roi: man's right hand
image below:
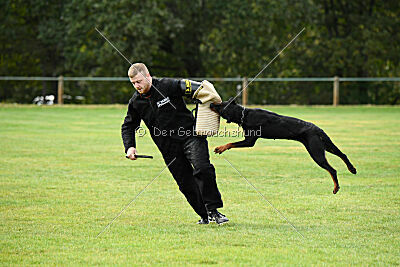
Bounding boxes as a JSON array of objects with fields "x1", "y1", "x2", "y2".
[{"x1": 126, "y1": 147, "x2": 138, "y2": 160}]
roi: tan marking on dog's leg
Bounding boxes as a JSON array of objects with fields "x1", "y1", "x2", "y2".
[
  {"x1": 214, "y1": 143, "x2": 233, "y2": 154},
  {"x1": 329, "y1": 172, "x2": 340, "y2": 194}
]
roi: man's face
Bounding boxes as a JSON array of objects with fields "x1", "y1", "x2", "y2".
[{"x1": 129, "y1": 72, "x2": 152, "y2": 94}]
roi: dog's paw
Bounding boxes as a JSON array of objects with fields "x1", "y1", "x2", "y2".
[
  {"x1": 333, "y1": 186, "x2": 340, "y2": 194},
  {"x1": 348, "y1": 166, "x2": 357, "y2": 174},
  {"x1": 214, "y1": 146, "x2": 225, "y2": 154}
]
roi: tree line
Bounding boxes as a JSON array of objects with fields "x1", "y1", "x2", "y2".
[{"x1": 1, "y1": 0, "x2": 399, "y2": 104}]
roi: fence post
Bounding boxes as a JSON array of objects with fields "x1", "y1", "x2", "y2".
[
  {"x1": 242, "y1": 77, "x2": 248, "y2": 106},
  {"x1": 58, "y1": 75, "x2": 64, "y2": 105},
  {"x1": 333, "y1": 76, "x2": 339, "y2": 106}
]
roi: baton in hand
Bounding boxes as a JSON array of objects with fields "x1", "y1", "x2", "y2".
[{"x1": 125, "y1": 155, "x2": 153, "y2": 159}]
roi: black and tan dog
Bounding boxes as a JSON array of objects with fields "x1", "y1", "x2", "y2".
[{"x1": 210, "y1": 98, "x2": 357, "y2": 194}]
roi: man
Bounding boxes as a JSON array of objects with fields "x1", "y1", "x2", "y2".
[{"x1": 121, "y1": 63, "x2": 228, "y2": 224}]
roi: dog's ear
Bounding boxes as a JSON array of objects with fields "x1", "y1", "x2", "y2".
[{"x1": 228, "y1": 97, "x2": 236, "y2": 105}]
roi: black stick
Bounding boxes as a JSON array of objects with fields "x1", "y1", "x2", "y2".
[{"x1": 125, "y1": 155, "x2": 153, "y2": 159}]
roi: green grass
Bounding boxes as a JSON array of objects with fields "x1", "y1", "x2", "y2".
[{"x1": 1, "y1": 104, "x2": 399, "y2": 265}]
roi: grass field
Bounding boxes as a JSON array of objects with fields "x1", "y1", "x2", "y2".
[{"x1": 1, "y1": 104, "x2": 399, "y2": 265}]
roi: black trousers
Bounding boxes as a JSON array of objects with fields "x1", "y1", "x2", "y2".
[{"x1": 159, "y1": 136, "x2": 223, "y2": 218}]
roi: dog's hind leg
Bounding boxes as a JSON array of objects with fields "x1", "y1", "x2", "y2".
[
  {"x1": 320, "y1": 131, "x2": 357, "y2": 174},
  {"x1": 302, "y1": 135, "x2": 340, "y2": 194}
]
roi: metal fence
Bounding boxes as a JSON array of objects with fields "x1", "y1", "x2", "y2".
[{"x1": 1, "y1": 76, "x2": 399, "y2": 105}]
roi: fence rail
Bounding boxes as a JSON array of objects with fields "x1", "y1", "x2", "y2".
[{"x1": 1, "y1": 76, "x2": 399, "y2": 105}]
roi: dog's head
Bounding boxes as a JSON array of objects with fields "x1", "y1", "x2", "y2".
[{"x1": 210, "y1": 97, "x2": 243, "y2": 124}]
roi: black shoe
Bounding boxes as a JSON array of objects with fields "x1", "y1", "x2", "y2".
[
  {"x1": 208, "y1": 210, "x2": 229, "y2": 225},
  {"x1": 197, "y1": 217, "x2": 209, "y2": 224},
  {"x1": 208, "y1": 213, "x2": 215, "y2": 222}
]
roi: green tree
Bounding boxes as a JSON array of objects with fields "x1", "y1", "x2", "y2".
[{"x1": 1, "y1": 0, "x2": 399, "y2": 104}]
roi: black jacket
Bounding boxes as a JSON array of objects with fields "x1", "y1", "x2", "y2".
[{"x1": 121, "y1": 78, "x2": 195, "y2": 153}]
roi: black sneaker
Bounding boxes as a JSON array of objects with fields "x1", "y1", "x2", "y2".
[
  {"x1": 208, "y1": 213, "x2": 215, "y2": 222},
  {"x1": 197, "y1": 217, "x2": 209, "y2": 224},
  {"x1": 208, "y1": 210, "x2": 229, "y2": 225}
]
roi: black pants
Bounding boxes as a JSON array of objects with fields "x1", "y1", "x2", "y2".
[{"x1": 160, "y1": 136, "x2": 223, "y2": 218}]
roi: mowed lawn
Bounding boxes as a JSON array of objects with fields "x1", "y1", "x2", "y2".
[{"x1": 1, "y1": 105, "x2": 399, "y2": 265}]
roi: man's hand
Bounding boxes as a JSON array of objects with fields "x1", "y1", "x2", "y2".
[{"x1": 126, "y1": 147, "x2": 138, "y2": 160}]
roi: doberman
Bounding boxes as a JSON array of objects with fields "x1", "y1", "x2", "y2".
[{"x1": 210, "y1": 98, "x2": 357, "y2": 194}]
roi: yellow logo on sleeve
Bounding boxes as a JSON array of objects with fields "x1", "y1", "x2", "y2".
[{"x1": 185, "y1": 80, "x2": 192, "y2": 95}]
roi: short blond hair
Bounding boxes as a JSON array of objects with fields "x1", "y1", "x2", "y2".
[{"x1": 128, "y1": 63, "x2": 149, "y2": 78}]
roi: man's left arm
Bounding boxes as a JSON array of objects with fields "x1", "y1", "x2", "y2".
[
  {"x1": 163, "y1": 78, "x2": 202, "y2": 99},
  {"x1": 178, "y1": 79, "x2": 202, "y2": 99}
]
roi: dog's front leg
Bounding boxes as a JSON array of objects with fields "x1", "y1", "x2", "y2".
[{"x1": 214, "y1": 137, "x2": 258, "y2": 154}]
